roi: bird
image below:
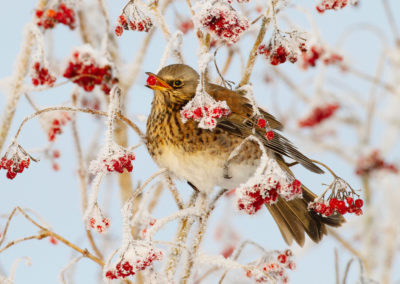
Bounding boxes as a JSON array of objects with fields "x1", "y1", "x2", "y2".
[{"x1": 145, "y1": 63, "x2": 344, "y2": 246}]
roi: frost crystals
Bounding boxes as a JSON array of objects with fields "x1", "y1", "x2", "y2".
[
  {"x1": 234, "y1": 141, "x2": 302, "y2": 215},
  {"x1": 194, "y1": 0, "x2": 249, "y2": 44},
  {"x1": 104, "y1": 202, "x2": 163, "y2": 280}
]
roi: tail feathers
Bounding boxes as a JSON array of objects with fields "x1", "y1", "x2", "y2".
[{"x1": 266, "y1": 184, "x2": 345, "y2": 246}]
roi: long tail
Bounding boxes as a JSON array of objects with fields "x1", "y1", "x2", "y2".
[{"x1": 266, "y1": 160, "x2": 345, "y2": 246}]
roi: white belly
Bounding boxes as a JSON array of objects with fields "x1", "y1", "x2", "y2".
[{"x1": 155, "y1": 146, "x2": 260, "y2": 193}]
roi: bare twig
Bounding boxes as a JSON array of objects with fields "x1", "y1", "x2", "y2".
[{"x1": 239, "y1": 16, "x2": 270, "y2": 87}]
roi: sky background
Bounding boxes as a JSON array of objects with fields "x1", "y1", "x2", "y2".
[{"x1": 1, "y1": 0, "x2": 399, "y2": 283}]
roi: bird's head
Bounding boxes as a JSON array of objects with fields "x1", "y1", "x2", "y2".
[{"x1": 146, "y1": 64, "x2": 200, "y2": 105}]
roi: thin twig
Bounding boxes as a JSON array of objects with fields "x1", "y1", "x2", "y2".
[
  {"x1": 164, "y1": 174, "x2": 185, "y2": 210},
  {"x1": 342, "y1": 258, "x2": 354, "y2": 284},
  {"x1": 328, "y1": 228, "x2": 368, "y2": 272},
  {"x1": 164, "y1": 191, "x2": 199, "y2": 280},
  {"x1": 382, "y1": 0, "x2": 400, "y2": 42},
  {"x1": 11, "y1": 106, "x2": 145, "y2": 144},
  {"x1": 239, "y1": 17, "x2": 270, "y2": 87},
  {"x1": 0, "y1": 207, "x2": 104, "y2": 266}
]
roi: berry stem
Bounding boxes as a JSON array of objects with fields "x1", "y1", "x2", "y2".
[{"x1": 311, "y1": 159, "x2": 338, "y2": 178}]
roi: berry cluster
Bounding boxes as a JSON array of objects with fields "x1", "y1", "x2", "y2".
[
  {"x1": 104, "y1": 153, "x2": 135, "y2": 173},
  {"x1": 245, "y1": 249, "x2": 295, "y2": 283},
  {"x1": 85, "y1": 205, "x2": 111, "y2": 234},
  {"x1": 89, "y1": 217, "x2": 110, "y2": 233},
  {"x1": 258, "y1": 31, "x2": 307, "y2": 66},
  {"x1": 196, "y1": 1, "x2": 249, "y2": 44},
  {"x1": 63, "y1": 50, "x2": 118, "y2": 95},
  {"x1": 104, "y1": 242, "x2": 163, "y2": 280},
  {"x1": 35, "y1": 3, "x2": 76, "y2": 30},
  {"x1": 178, "y1": 19, "x2": 194, "y2": 34},
  {"x1": 42, "y1": 111, "x2": 71, "y2": 141},
  {"x1": 115, "y1": 13, "x2": 152, "y2": 36},
  {"x1": 31, "y1": 62, "x2": 56, "y2": 86},
  {"x1": 237, "y1": 178, "x2": 302, "y2": 215},
  {"x1": 300, "y1": 45, "x2": 343, "y2": 69},
  {"x1": 309, "y1": 196, "x2": 364, "y2": 217},
  {"x1": 355, "y1": 150, "x2": 398, "y2": 176},
  {"x1": 257, "y1": 118, "x2": 275, "y2": 141},
  {"x1": 298, "y1": 103, "x2": 339, "y2": 128},
  {"x1": 181, "y1": 100, "x2": 231, "y2": 129},
  {"x1": 258, "y1": 44, "x2": 298, "y2": 66},
  {"x1": 140, "y1": 218, "x2": 157, "y2": 238},
  {"x1": 0, "y1": 156, "x2": 30, "y2": 180},
  {"x1": 89, "y1": 143, "x2": 135, "y2": 174},
  {"x1": 316, "y1": 0, "x2": 348, "y2": 13}
]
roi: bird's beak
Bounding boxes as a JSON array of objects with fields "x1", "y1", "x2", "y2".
[{"x1": 145, "y1": 72, "x2": 172, "y2": 91}]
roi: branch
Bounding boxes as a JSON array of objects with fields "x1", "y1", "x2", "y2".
[{"x1": 239, "y1": 16, "x2": 270, "y2": 87}]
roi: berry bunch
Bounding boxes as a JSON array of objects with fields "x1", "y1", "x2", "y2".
[
  {"x1": 257, "y1": 118, "x2": 275, "y2": 141},
  {"x1": 308, "y1": 176, "x2": 363, "y2": 217},
  {"x1": 115, "y1": 3, "x2": 153, "y2": 36},
  {"x1": 85, "y1": 204, "x2": 111, "y2": 234},
  {"x1": 63, "y1": 50, "x2": 118, "y2": 95},
  {"x1": 104, "y1": 241, "x2": 163, "y2": 280},
  {"x1": 180, "y1": 100, "x2": 231, "y2": 129},
  {"x1": 237, "y1": 178, "x2": 302, "y2": 215},
  {"x1": 104, "y1": 153, "x2": 135, "y2": 173},
  {"x1": 31, "y1": 62, "x2": 56, "y2": 86},
  {"x1": 41, "y1": 111, "x2": 71, "y2": 141},
  {"x1": 258, "y1": 44, "x2": 297, "y2": 65},
  {"x1": 115, "y1": 14, "x2": 152, "y2": 36},
  {"x1": 140, "y1": 218, "x2": 157, "y2": 238},
  {"x1": 245, "y1": 249, "x2": 295, "y2": 283},
  {"x1": 0, "y1": 156, "x2": 30, "y2": 180},
  {"x1": 196, "y1": 1, "x2": 249, "y2": 44},
  {"x1": 300, "y1": 45, "x2": 343, "y2": 69},
  {"x1": 89, "y1": 216, "x2": 110, "y2": 233},
  {"x1": 89, "y1": 142, "x2": 135, "y2": 174},
  {"x1": 316, "y1": 0, "x2": 348, "y2": 13},
  {"x1": 300, "y1": 45, "x2": 323, "y2": 68},
  {"x1": 258, "y1": 31, "x2": 307, "y2": 66},
  {"x1": 309, "y1": 196, "x2": 364, "y2": 217},
  {"x1": 35, "y1": 3, "x2": 76, "y2": 30},
  {"x1": 298, "y1": 103, "x2": 339, "y2": 128},
  {"x1": 355, "y1": 150, "x2": 398, "y2": 176}
]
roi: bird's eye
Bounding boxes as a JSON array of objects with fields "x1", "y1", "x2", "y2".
[{"x1": 172, "y1": 80, "x2": 183, "y2": 88}]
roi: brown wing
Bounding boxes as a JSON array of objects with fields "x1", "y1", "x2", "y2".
[
  {"x1": 266, "y1": 160, "x2": 344, "y2": 246},
  {"x1": 206, "y1": 83, "x2": 345, "y2": 246},
  {"x1": 206, "y1": 83, "x2": 323, "y2": 174}
]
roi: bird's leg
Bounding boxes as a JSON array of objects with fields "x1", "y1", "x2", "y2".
[{"x1": 187, "y1": 181, "x2": 200, "y2": 192}]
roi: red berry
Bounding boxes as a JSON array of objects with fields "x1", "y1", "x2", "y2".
[
  {"x1": 146, "y1": 75, "x2": 157, "y2": 86},
  {"x1": 265, "y1": 130, "x2": 274, "y2": 140},
  {"x1": 355, "y1": 208, "x2": 363, "y2": 216},
  {"x1": 115, "y1": 25, "x2": 123, "y2": 36},
  {"x1": 277, "y1": 254, "x2": 287, "y2": 263},
  {"x1": 346, "y1": 196, "x2": 353, "y2": 205},
  {"x1": 329, "y1": 198, "x2": 338, "y2": 208},
  {"x1": 354, "y1": 199, "x2": 363, "y2": 208},
  {"x1": 257, "y1": 118, "x2": 266, "y2": 128}
]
